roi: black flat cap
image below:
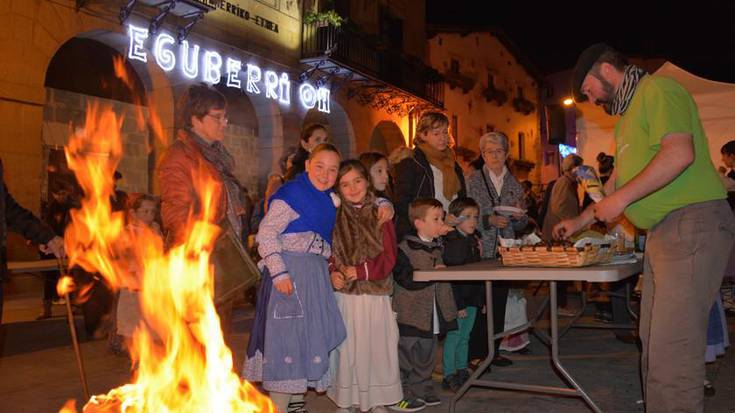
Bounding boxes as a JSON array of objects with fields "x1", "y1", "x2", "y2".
[{"x1": 572, "y1": 43, "x2": 614, "y2": 102}]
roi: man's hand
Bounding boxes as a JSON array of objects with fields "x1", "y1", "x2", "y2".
[
  {"x1": 40, "y1": 236, "x2": 65, "y2": 258},
  {"x1": 331, "y1": 272, "x2": 345, "y2": 290},
  {"x1": 273, "y1": 276, "x2": 294, "y2": 296},
  {"x1": 592, "y1": 194, "x2": 627, "y2": 223},
  {"x1": 553, "y1": 217, "x2": 585, "y2": 240},
  {"x1": 458, "y1": 309, "x2": 468, "y2": 319}
]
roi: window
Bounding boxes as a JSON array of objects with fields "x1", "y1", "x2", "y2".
[
  {"x1": 452, "y1": 115, "x2": 459, "y2": 146},
  {"x1": 518, "y1": 132, "x2": 525, "y2": 160},
  {"x1": 450, "y1": 59, "x2": 460, "y2": 75}
]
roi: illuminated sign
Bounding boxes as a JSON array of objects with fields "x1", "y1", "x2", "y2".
[{"x1": 127, "y1": 24, "x2": 329, "y2": 113}]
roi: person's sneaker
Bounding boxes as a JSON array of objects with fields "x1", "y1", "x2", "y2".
[
  {"x1": 594, "y1": 309, "x2": 614, "y2": 323},
  {"x1": 441, "y1": 374, "x2": 461, "y2": 392},
  {"x1": 491, "y1": 355, "x2": 513, "y2": 367},
  {"x1": 389, "y1": 398, "x2": 426, "y2": 412},
  {"x1": 457, "y1": 368, "x2": 471, "y2": 385},
  {"x1": 557, "y1": 307, "x2": 578, "y2": 317},
  {"x1": 417, "y1": 394, "x2": 441, "y2": 407},
  {"x1": 288, "y1": 400, "x2": 307, "y2": 413}
]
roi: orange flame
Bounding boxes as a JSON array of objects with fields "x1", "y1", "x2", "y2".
[
  {"x1": 113, "y1": 55, "x2": 168, "y2": 146},
  {"x1": 58, "y1": 101, "x2": 273, "y2": 412}
]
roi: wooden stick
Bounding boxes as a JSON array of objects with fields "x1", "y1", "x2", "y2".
[{"x1": 57, "y1": 258, "x2": 90, "y2": 401}]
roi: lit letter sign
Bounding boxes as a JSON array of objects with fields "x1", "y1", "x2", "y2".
[
  {"x1": 317, "y1": 87, "x2": 330, "y2": 113},
  {"x1": 226, "y1": 58, "x2": 242, "y2": 88},
  {"x1": 278, "y1": 73, "x2": 291, "y2": 105},
  {"x1": 264, "y1": 70, "x2": 279, "y2": 100},
  {"x1": 203, "y1": 50, "x2": 222, "y2": 84},
  {"x1": 181, "y1": 40, "x2": 200, "y2": 79},
  {"x1": 299, "y1": 83, "x2": 317, "y2": 109},
  {"x1": 128, "y1": 25, "x2": 330, "y2": 113},
  {"x1": 246, "y1": 64, "x2": 261, "y2": 94},
  {"x1": 128, "y1": 24, "x2": 149, "y2": 62},
  {"x1": 153, "y1": 33, "x2": 176, "y2": 71}
]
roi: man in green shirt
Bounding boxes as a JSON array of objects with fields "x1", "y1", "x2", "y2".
[{"x1": 555, "y1": 43, "x2": 735, "y2": 413}]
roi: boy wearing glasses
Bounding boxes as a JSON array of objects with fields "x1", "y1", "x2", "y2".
[{"x1": 440, "y1": 197, "x2": 483, "y2": 392}]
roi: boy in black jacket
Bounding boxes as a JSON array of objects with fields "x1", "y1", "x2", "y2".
[{"x1": 441, "y1": 197, "x2": 483, "y2": 391}]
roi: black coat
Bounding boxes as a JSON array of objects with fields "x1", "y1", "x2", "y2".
[
  {"x1": 393, "y1": 147, "x2": 466, "y2": 240},
  {"x1": 1, "y1": 160, "x2": 55, "y2": 280},
  {"x1": 442, "y1": 230, "x2": 484, "y2": 310}
]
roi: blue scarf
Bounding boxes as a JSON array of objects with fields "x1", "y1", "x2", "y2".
[{"x1": 269, "y1": 172, "x2": 336, "y2": 244}]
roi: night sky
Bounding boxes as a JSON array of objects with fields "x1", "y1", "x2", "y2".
[{"x1": 427, "y1": 1, "x2": 735, "y2": 83}]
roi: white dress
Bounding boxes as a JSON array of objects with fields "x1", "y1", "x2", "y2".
[{"x1": 328, "y1": 292, "x2": 403, "y2": 410}]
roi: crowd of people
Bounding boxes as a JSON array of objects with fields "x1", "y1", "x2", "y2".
[{"x1": 0, "y1": 42, "x2": 733, "y2": 413}]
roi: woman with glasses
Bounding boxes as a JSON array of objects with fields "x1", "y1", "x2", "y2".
[
  {"x1": 158, "y1": 83, "x2": 243, "y2": 339},
  {"x1": 466, "y1": 131, "x2": 528, "y2": 367}
]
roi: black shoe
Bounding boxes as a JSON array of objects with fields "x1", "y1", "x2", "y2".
[
  {"x1": 614, "y1": 332, "x2": 638, "y2": 344},
  {"x1": 442, "y1": 374, "x2": 461, "y2": 392},
  {"x1": 514, "y1": 346, "x2": 532, "y2": 355},
  {"x1": 491, "y1": 355, "x2": 513, "y2": 367},
  {"x1": 704, "y1": 381, "x2": 716, "y2": 398},
  {"x1": 418, "y1": 394, "x2": 441, "y2": 406},
  {"x1": 457, "y1": 368, "x2": 470, "y2": 385},
  {"x1": 594, "y1": 310, "x2": 614, "y2": 324}
]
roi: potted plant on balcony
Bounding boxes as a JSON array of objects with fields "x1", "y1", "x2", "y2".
[
  {"x1": 512, "y1": 87, "x2": 535, "y2": 115},
  {"x1": 482, "y1": 85, "x2": 508, "y2": 106},
  {"x1": 304, "y1": 9, "x2": 345, "y2": 27}
]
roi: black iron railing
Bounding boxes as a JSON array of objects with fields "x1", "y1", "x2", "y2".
[{"x1": 302, "y1": 23, "x2": 444, "y2": 108}]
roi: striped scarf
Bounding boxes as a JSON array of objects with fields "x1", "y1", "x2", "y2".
[
  {"x1": 610, "y1": 65, "x2": 647, "y2": 115},
  {"x1": 188, "y1": 129, "x2": 244, "y2": 236}
]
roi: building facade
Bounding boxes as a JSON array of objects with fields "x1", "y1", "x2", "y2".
[
  {"x1": 0, "y1": 0, "x2": 445, "y2": 261},
  {"x1": 427, "y1": 29, "x2": 541, "y2": 182}
]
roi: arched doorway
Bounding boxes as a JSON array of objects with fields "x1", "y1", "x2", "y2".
[
  {"x1": 302, "y1": 100, "x2": 356, "y2": 158},
  {"x1": 369, "y1": 120, "x2": 405, "y2": 155},
  {"x1": 214, "y1": 82, "x2": 260, "y2": 193},
  {"x1": 43, "y1": 36, "x2": 154, "y2": 204}
]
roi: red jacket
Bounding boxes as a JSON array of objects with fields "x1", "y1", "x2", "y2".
[{"x1": 157, "y1": 129, "x2": 226, "y2": 245}]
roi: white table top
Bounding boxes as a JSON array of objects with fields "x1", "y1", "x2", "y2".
[{"x1": 414, "y1": 258, "x2": 643, "y2": 283}]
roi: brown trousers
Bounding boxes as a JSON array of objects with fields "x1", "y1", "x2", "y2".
[{"x1": 640, "y1": 200, "x2": 735, "y2": 413}]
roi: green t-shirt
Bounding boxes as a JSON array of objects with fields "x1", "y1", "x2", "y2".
[{"x1": 614, "y1": 75, "x2": 725, "y2": 229}]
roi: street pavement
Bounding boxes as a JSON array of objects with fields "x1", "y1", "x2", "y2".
[{"x1": 1, "y1": 289, "x2": 733, "y2": 413}]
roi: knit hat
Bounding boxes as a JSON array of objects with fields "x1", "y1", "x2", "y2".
[{"x1": 571, "y1": 43, "x2": 615, "y2": 102}]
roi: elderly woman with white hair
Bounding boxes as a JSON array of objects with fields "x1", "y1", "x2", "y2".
[{"x1": 466, "y1": 131, "x2": 528, "y2": 366}]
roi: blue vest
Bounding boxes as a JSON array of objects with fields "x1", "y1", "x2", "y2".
[{"x1": 270, "y1": 172, "x2": 336, "y2": 244}]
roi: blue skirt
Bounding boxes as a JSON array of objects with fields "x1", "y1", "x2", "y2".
[{"x1": 243, "y1": 251, "x2": 346, "y2": 393}]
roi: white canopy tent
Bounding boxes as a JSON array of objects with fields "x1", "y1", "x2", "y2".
[{"x1": 575, "y1": 62, "x2": 735, "y2": 173}]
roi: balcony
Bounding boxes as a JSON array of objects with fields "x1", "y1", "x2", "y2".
[{"x1": 301, "y1": 23, "x2": 444, "y2": 113}]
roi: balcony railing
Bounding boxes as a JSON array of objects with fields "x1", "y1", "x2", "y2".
[{"x1": 302, "y1": 23, "x2": 444, "y2": 108}]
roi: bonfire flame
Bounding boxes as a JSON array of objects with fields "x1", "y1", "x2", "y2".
[{"x1": 59, "y1": 102, "x2": 273, "y2": 413}]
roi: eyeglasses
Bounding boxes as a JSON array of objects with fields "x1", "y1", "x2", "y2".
[
  {"x1": 483, "y1": 149, "x2": 506, "y2": 157},
  {"x1": 205, "y1": 113, "x2": 228, "y2": 123}
]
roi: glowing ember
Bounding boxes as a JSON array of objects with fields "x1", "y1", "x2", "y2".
[{"x1": 58, "y1": 101, "x2": 273, "y2": 412}]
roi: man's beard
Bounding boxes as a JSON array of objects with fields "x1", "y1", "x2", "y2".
[{"x1": 592, "y1": 73, "x2": 617, "y2": 115}]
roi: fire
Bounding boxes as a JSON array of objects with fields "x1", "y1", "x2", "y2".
[{"x1": 58, "y1": 102, "x2": 274, "y2": 412}]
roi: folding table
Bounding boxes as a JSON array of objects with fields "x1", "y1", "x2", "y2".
[{"x1": 414, "y1": 259, "x2": 642, "y2": 413}]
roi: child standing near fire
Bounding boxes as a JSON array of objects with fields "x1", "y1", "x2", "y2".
[
  {"x1": 242, "y1": 144, "x2": 347, "y2": 413},
  {"x1": 115, "y1": 194, "x2": 163, "y2": 350}
]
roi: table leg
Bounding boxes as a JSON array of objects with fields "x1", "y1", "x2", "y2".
[
  {"x1": 549, "y1": 281, "x2": 602, "y2": 413},
  {"x1": 449, "y1": 280, "x2": 495, "y2": 413},
  {"x1": 625, "y1": 282, "x2": 638, "y2": 321}
]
